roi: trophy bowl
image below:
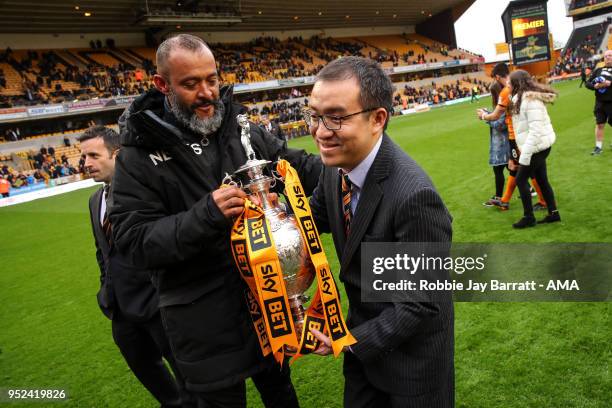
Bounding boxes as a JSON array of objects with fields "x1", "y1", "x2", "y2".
[
  {"x1": 231, "y1": 114, "x2": 317, "y2": 353},
  {"x1": 234, "y1": 159, "x2": 316, "y2": 347}
]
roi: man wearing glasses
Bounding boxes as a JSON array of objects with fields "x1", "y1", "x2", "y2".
[{"x1": 305, "y1": 56, "x2": 455, "y2": 408}]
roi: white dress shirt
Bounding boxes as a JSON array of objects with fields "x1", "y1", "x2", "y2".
[{"x1": 340, "y1": 134, "x2": 383, "y2": 216}]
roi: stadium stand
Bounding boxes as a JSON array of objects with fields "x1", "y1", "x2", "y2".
[
  {"x1": 0, "y1": 33, "x2": 483, "y2": 106},
  {"x1": 569, "y1": 0, "x2": 610, "y2": 12},
  {"x1": 0, "y1": 33, "x2": 484, "y2": 109},
  {"x1": 0, "y1": 142, "x2": 83, "y2": 189},
  {"x1": 565, "y1": 19, "x2": 610, "y2": 58},
  {"x1": 551, "y1": 17, "x2": 612, "y2": 76},
  {"x1": 0, "y1": 31, "x2": 488, "y2": 192}
]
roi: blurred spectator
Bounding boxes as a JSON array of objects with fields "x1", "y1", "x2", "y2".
[
  {"x1": 260, "y1": 115, "x2": 284, "y2": 141},
  {"x1": 5, "y1": 128, "x2": 20, "y2": 141},
  {"x1": 0, "y1": 174, "x2": 9, "y2": 197}
]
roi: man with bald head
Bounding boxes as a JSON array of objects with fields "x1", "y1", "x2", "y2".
[
  {"x1": 586, "y1": 49, "x2": 612, "y2": 155},
  {"x1": 109, "y1": 34, "x2": 321, "y2": 407}
]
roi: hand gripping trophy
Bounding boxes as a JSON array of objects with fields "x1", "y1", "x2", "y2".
[{"x1": 227, "y1": 114, "x2": 355, "y2": 362}]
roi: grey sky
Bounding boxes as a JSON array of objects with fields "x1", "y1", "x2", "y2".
[{"x1": 455, "y1": 0, "x2": 573, "y2": 62}]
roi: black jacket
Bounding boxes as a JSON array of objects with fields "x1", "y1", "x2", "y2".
[
  {"x1": 310, "y1": 134, "x2": 454, "y2": 405},
  {"x1": 586, "y1": 65, "x2": 612, "y2": 103},
  {"x1": 261, "y1": 121, "x2": 284, "y2": 141},
  {"x1": 89, "y1": 187, "x2": 159, "y2": 322},
  {"x1": 109, "y1": 86, "x2": 321, "y2": 391}
]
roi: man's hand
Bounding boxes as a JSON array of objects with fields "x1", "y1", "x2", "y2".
[
  {"x1": 310, "y1": 328, "x2": 351, "y2": 356},
  {"x1": 476, "y1": 109, "x2": 486, "y2": 120},
  {"x1": 212, "y1": 186, "x2": 247, "y2": 219},
  {"x1": 310, "y1": 328, "x2": 333, "y2": 355},
  {"x1": 508, "y1": 159, "x2": 518, "y2": 172},
  {"x1": 595, "y1": 80, "x2": 611, "y2": 89}
]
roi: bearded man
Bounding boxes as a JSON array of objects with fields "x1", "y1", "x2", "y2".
[{"x1": 109, "y1": 34, "x2": 321, "y2": 408}]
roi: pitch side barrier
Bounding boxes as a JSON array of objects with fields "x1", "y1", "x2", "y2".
[
  {"x1": 0, "y1": 177, "x2": 98, "y2": 207},
  {"x1": 399, "y1": 93, "x2": 492, "y2": 116},
  {"x1": 548, "y1": 73, "x2": 581, "y2": 84}
]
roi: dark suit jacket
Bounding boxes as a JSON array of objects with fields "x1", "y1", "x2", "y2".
[
  {"x1": 88, "y1": 187, "x2": 159, "y2": 322},
  {"x1": 261, "y1": 122, "x2": 284, "y2": 141},
  {"x1": 310, "y1": 134, "x2": 454, "y2": 405}
]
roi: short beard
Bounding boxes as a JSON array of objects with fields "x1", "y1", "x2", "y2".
[{"x1": 167, "y1": 88, "x2": 225, "y2": 137}]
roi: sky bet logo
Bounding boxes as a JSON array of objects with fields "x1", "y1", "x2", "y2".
[
  {"x1": 300, "y1": 315, "x2": 325, "y2": 353},
  {"x1": 245, "y1": 290, "x2": 270, "y2": 351},
  {"x1": 324, "y1": 298, "x2": 347, "y2": 341},
  {"x1": 248, "y1": 216, "x2": 272, "y2": 252},
  {"x1": 259, "y1": 262, "x2": 292, "y2": 336},
  {"x1": 263, "y1": 296, "x2": 292, "y2": 337},
  {"x1": 299, "y1": 215, "x2": 322, "y2": 254},
  {"x1": 231, "y1": 239, "x2": 252, "y2": 277}
]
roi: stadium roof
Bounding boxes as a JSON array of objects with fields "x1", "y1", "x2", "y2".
[{"x1": 0, "y1": 0, "x2": 474, "y2": 33}]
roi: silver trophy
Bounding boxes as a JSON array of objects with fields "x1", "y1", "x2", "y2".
[{"x1": 228, "y1": 114, "x2": 315, "y2": 348}]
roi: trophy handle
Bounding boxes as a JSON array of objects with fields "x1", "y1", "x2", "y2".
[
  {"x1": 270, "y1": 163, "x2": 285, "y2": 184},
  {"x1": 222, "y1": 172, "x2": 242, "y2": 188}
]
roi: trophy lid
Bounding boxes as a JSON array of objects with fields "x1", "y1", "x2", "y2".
[{"x1": 234, "y1": 159, "x2": 271, "y2": 175}]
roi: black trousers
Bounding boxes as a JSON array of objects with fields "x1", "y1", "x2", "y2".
[
  {"x1": 516, "y1": 148, "x2": 557, "y2": 217},
  {"x1": 493, "y1": 165, "x2": 506, "y2": 197},
  {"x1": 343, "y1": 353, "x2": 453, "y2": 408},
  {"x1": 112, "y1": 312, "x2": 195, "y2": 408},
  {"x1": 195, "y1": 361, "x2": 298, "y2": 408}
]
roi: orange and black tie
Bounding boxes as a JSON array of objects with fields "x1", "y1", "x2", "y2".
[{"x1": 341, "y1": 172, "x2": 352, "y2": 236}]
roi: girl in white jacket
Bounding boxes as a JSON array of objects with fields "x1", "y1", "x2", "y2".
[{"x1": 508, "y1": 70, "x2": 561, "y2": 228}]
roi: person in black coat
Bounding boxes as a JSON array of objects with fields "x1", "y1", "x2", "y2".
[
  {"x1": 260, "y1": 115, "x2": 285, "y2": 141},
  {"x1": 306, "y1": 57, "x2": 454, "y2": 408},
  {"x1": 79, "y1": 126, "x2": 193, "y2": 408},
  {"x1": 586, "y1": 50, "x2": 612, "y2": 155},
  {"x1": 109, "y1": 34, "x2": 321, "y2": 407}
]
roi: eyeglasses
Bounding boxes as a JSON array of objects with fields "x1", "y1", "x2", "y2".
[{"x1": 301, "y1": 107, "x2": 377, "y2": 131}]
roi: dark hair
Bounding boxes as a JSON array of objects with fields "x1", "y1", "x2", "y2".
[
  {"x1": 489, "y1": 81, "x2": 503, "y2": 109},
  {"x1": 156, "y1": 34, "x2": 211, "y2": 77},
  {"x1": 508, "y1": 70, "x2": 557, "y2": 115},
  {"x1": 491, "y1": 63, "x2": 510, "y2": 79},
  {"x1": 77, "y1": 126, "x2": 120, "y2": 153},
  {"x1": 315, "y1": 56, "x2": 394, "y2": 129}
]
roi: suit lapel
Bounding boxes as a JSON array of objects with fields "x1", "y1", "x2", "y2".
[
  {"x1": 92, "y1": 188, "x2": 110, "y2": 253},
  {"x1": 340, "y1": 135, "x2": 392, "y2": 272}
]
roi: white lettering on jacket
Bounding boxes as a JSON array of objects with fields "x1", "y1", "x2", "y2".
[{"x1": 149, "y1": 150, "x2": 173, "y2": 166}]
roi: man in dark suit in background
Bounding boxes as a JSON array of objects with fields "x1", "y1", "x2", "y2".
[
  {"x1": 260, "y1": 115, "x2": 285, "y2": 141},
  {"x1": 305, "y1": 57, "x2": 454, "y2": 408},
  {"x1": 79, "y1": 126, "x2": 191, "y2": 408}
]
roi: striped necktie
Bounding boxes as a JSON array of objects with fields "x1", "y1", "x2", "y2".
[{"x1": 341, "y1": 172, "x2": 352, "y2": 236}]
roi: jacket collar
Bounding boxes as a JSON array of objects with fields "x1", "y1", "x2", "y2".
[
  {"x1": 120, "y1": 85, "x2": 242, "y2": 149},
  {"x1": 522, "y1": 91, "x2": 557, "y2": 104}
]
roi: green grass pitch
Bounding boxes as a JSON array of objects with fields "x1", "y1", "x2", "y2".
[{"x1": 0, "y1": 79, "x2": 610, "y2": 407}]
